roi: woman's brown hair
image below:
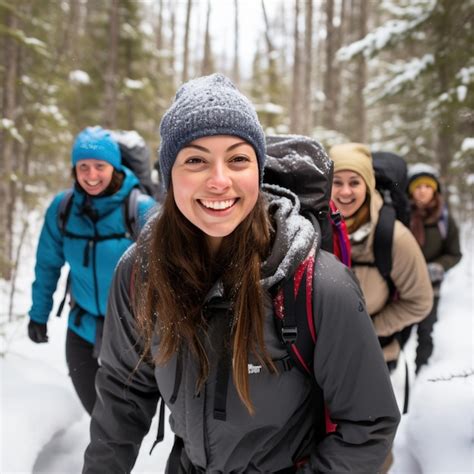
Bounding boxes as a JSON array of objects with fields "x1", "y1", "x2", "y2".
[{"x1": 135, "y1": 186, "x2": 275, "y2": 414}]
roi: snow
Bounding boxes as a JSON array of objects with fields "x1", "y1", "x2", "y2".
[
  {"x1": 461, "y1": 138, "x2": 474, "y2": 152},
  {"x1": 337, "y1": 0, "x2": 435, "y2": 61},
  {"x1": 1, "y1": 217, "x2": 472, "y2": 473},
  {"x1": 366, "y1": 54, "x2": 434, "y2": 102},
  {"x1": 69, "y1": 70, "x2": 91, "y2": 85},
  {"x1": 124, "y1": 78, "x2": 146, "y2": 90}
]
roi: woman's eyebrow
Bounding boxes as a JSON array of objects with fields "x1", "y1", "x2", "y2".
[
  {"x1": 181, "y1": 141, "x2": 249, "y2": 153},
  {"x1": 181, "y1": 144, "x2": 210, "y2": 153},
  {"x1": 226, "y1": 141, "x2": 248, "y2": 151}
]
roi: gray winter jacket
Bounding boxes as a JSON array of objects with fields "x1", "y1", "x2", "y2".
[{"x1": 83, "y1": 185, "x2": 400, "y2": 473}]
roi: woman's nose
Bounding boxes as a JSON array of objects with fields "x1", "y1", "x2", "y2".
[
  {"x1": 207, "y1": 163, "x2": 231, "y2": 189},
  {"x1": 339, "y1": 183, "x2": 352, "y2": 195}
]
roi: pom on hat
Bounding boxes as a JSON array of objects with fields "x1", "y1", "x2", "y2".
[
  {"x1": 158, "y1": 73, "x2": 266, "y2": 190},
  {"x1": 328, "y1": 143, "x2": 375, "y2": 192},
  {"x1": 71, "y1": 126, "x2": 121, "y2": 170}
]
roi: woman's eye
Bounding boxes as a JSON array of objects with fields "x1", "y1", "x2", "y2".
[
  {"x1": 185, "y1": 157, "x2": 205, "y2": 165},
  {"x1": 231, "y1": 155, "x2": 250, "y2": 163}
]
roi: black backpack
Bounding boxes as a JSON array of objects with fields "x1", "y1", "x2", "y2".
[
  {"x1": 109, "y1": 130, "x2": 157, "y2": 197},
  {"x1": 370, "y1": 151, "x2": 411, "y2": 295}
]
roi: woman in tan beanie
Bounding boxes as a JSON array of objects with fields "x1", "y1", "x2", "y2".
[
  {"x1": 330, "y1": 143, "x2": 433, "y2": 471},
  {"x1": 329, "y1": 143, "x2": 433, "y2": 369}
]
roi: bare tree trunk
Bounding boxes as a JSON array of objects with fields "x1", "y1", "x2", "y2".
[
  {"x1": 436, "y1": 56, "x2": 454, "y2": 189},
  {"x1": 103, "y1": 0, "x2": 120, "y2": 128},
  {"x1": 170, "y1": 0, "x2": 176, "y2": 83},
  {"x1": 125, "y1": 42, "x2": 134, "y2": 130},
  {"x1": 332, "y1": 0, "x2": 347, "y2": 123},
  {"x1": 156, "y1": 0, "x2": 164, "y2": 51},
  {"x1": 323, "y1": 0, "x2": 336, "y2": 130},
  {"x1": 58, "y1": 0, "x2": 81, "y2": 63},
  {"x1": 302, "y1": 0, "x2": 313, "y2": 135},
  {"x1": 232, "y1": 0, "x2": 240, "y2": 85},
  {"x1": 0, "y1": 11, "x2": 19, "y2": 280},
  {"x1": 354, "y1": 0, "x2": 367, "y2": 141},
  {"x1": 261, "y1": 0, "x2": 279, "y2": 101},
  {"x1": 202, "y1": 0, "x2": 213, "y2": 75},
  {"x1": 182, "y1": 0, "x2": 193, "y2": 83},
  {"x1": 313, "y1": 2, "x2": 325, "y2": 125},
  {"x1": 290, "y1": 0, "x2": 303, "y2": 133}
]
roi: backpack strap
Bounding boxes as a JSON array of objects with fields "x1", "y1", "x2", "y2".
[
  {"x1": 123, "y1": 187, "x2": 141, "y2": 240},
  {"x1": 329, "y1": 199, "x2": 351, "y2": 267},
  {"x1": 438, "y1": 204, "x2": 449, "y2": 240},
  {"x1": 372, "y1": 204, "x2": 396, "y2": 295},
  {"x1": 273, "y1": 247, "x2": 316, "y2": 375},
  {"x1": 273, "y1": 247, "x2": 337, "y2": 438},
  {"x1": 57, "y1": 188, "x2": 74, "y2": 235}
]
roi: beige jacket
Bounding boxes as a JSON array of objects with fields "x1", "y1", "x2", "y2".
[{"x1": 351, "y1": 191, "x2": 433, "y2": 360}]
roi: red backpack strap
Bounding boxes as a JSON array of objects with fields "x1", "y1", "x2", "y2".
[
  {"x1": 329, "y1": 199, "x2": 351, "y2": 268},
  {"x1": 273, "y1": 246, "x2": 316, "y2": 375},
  {"x1": 273, "y1": 246, "x2": 337, "y2": 436}
]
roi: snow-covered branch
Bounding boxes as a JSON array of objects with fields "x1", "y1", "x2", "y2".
[{"x1": 336, "y1": 0, "x2": 435, "y2": 61}]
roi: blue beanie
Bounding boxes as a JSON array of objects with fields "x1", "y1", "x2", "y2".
[
  {"x1": 71, "y1": 126, "x2": 121, "y2": 170},
  {"x1": 159, "y1": 73, "x2": 266, "y2": 190}
]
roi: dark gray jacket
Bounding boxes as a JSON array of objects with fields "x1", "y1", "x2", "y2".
[{"x1": 83, "y1": 186, "x2": 400, "y2": 473}]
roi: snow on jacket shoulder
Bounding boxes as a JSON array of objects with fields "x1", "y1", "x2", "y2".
[
  {"x1": 84, "y1": 188, "x2": 399, "y2": 473},
  {"x1": 351, "y1": 191, "x2": 433, "y2": 338}
]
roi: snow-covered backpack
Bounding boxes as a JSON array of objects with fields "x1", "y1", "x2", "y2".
[{"x1": 265, "y1": 135, "x2": 351, "y2": 267}]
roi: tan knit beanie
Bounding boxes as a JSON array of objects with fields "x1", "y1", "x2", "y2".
[{"x1": 329, "y1": 143, "x2": 375, "y2": 193}]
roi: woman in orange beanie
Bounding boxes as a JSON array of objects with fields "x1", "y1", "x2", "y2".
[{"x1": 407, "y1": 163, "x2": 462, "y2": 374}]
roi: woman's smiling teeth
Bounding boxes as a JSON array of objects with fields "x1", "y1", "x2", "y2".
[
  {"x1": 199, "y1": 199, "x2": 236, "y2": 210},
  {"x1": 85, "y1": 180, "x2": 101, "y2": 187}
]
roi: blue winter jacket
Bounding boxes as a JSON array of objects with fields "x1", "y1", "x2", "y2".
[{"x1": 29, "y1": 167, "x2": 156, "y2": 344}]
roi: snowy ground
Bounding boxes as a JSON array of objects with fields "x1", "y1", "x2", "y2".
[{"x1": 1, "y1": 217, "x2": 472, "y2": 473}]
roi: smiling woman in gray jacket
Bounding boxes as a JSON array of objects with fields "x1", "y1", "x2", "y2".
[{"x1": 83, "y1": 74, "x2": 399, "y2": 473}]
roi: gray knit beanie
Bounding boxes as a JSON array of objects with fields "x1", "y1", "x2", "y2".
[{"x1": 159, "y1": 73, "x2": 266, "y2": 190}]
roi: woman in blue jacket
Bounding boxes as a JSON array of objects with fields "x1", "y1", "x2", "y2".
[{"x1": 27, "y1": 126, "x2": 155, "y2": 414}]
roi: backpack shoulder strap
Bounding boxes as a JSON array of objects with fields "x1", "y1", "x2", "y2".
[
  {"x1": 123, "y1": 187, "x2": 141, "y2": 240},
  {"x1": 272, "y1": 246, "x2": 337, "y2": 437},
  {"x1": 438, "y1": 204, "x2": 449, "y2": 240},
  {"x1": 373, "y1": 204, "x2": 396, "y2": 294},
  {"x1": 57, "y1": 188, "x2": 74, "y2": 235},
  {"x1": 329, "y1": 199, "x2": 351, "y2": 267},
  {"x1": 273, "y1": 247, "x2": 317, "y2": 375}
]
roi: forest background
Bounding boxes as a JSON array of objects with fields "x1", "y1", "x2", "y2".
[{"x1": 0, "y1": 0, "x2": 473, "y2": 307}]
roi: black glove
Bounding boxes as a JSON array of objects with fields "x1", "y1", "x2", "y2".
[
  {"x1": 28, "y1": 320, "x2": 48, "y2": 343},
  {"x1": 427, "y1": 262, "x2": 444, "y2": 284}
]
